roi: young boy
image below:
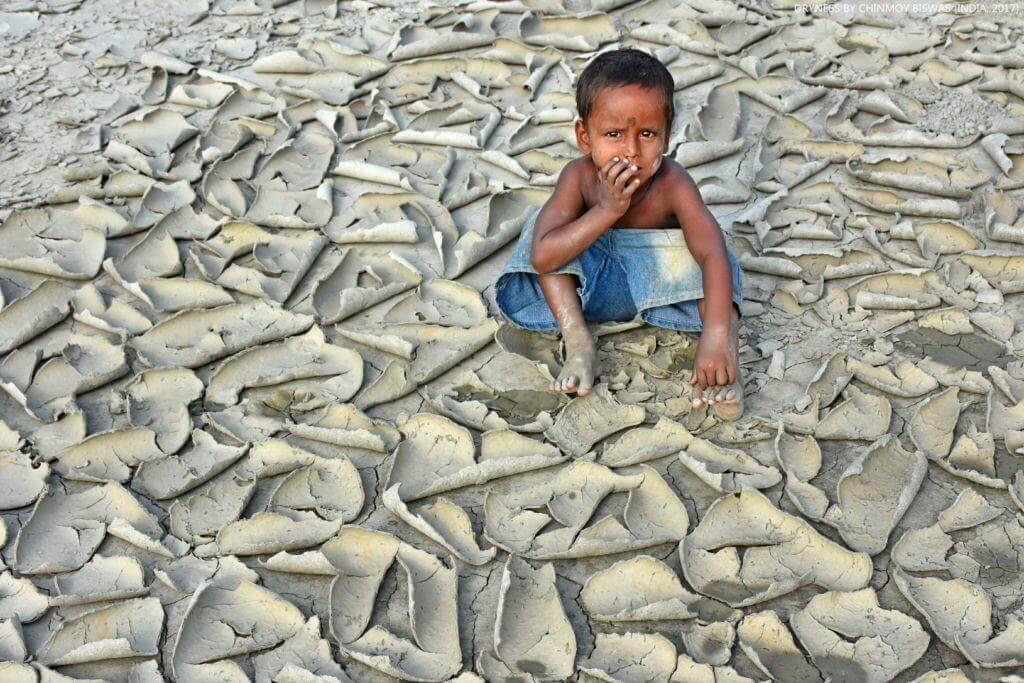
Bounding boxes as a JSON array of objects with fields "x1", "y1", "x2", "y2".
[{"x1": 494, "y1": 48, "x2": 745, "y2": 421}]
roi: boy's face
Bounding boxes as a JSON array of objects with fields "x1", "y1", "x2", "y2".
[{"x1": 575, "y1": 83, "x2": 670, "y2": 183}]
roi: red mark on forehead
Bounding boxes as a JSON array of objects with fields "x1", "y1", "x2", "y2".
[{"x1": 627, "y1": 116, "x2": 636, "y2": 125}]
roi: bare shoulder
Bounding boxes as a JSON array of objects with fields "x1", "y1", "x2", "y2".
[
  {"x1": 658, "y1": 157, "x2": 699, "y2": 191},
  {"x1": 557, "y1": 155, "x2": 594, "y2": 188}
]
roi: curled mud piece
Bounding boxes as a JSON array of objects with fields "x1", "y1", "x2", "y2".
[
  {"x1": 203, "y1": 510, "x2": 343, "y2": 557},
  {"x1": 773, "y1": 427, "x2": 829, "y2": 520},
  {"x1": 892, "y1": 524, "x2": 954, "y2": 572},
  {"x1": 677, "y1": 438, "x2": 782, "y2": 493},
  {"x1": 55, "y1": 427, "x2": 164, "y2": 483},
  {"x1": 1010, "y1": 472, "x2": 1024, "y2": 515},
  {"x1": 270, "y1": 454, "x2": 364, "y2": 522},
  {"x1": 131, "y1": 429, "x2": 248, "y2": 500},
  {"x1": 172, "y1": 577, "x2": 305, "y2": 682},
  {"x1": 488, "y1": 555, "x2": 576, "y2": 681},
  {"x1": 737, "y1": 610, "x2": 823, "y2": 683},
  {"x1": 324, "y1": 527, "x2": 462, "y2": 681},
  {"x1": 824, "y1": 434, "x2": 927, "y2": 556},
  {"x1": 0, "y1": 617, "x2": 26, "y2": 660},
  {"x1": 0, "y1": 572, "x2": 48, "y2": 624},
  {"x1": 909, "y1": 386, "x2": 960, "y2": 460},
  {"x1": 579, "y1": 632, "x2": 677, "y2": 683},
  {"x1": 804, "y1": 352, "x2": 851, "y2": 407},
  {"x1": 387, "y1": 413, "x2": 566, "y2": 501},
  {"x1": 846, "y1": 357, "x2": 938, "y2": 398},
  {"x1": 814, "y1": 384, "x2": 891, "y2": 441},
  {"x1": 440, "y1": 192, "x2": 541, "y2": 280},
  {"x1": 598, "y1": 417, "x2": 695, "y2": 467},
  {"x1": 984, "y1": 190, "x2": 1024, "y2": 245},
  {"x1": 1, "y1": 333, "x2": 129, "y2": 422},
  {"x1": 894, "y1": 566, "x2": 1024, "y2": 668},
  {"x1": 50, "y1": 554, "x2": 147, "y2": 607},
  {"x1": 0, "y1": 448, "x2": 48, "y2": 510},
  {"x1": 434, "y1": 350, "x2": 565, "y2": 432},
  {"x1": 282, "y1": 402, "x2": 400, "y2": 453},
  {"x1": 131, "y1": 300, "x2": 314, "y2": 368},
  {"x1": 352, "y1": 318, "x2": 499, "y2": 409},
  {"x1": 961, "y1": 250, "x2": 1024, "y2": 294},
  {"x1": 484, "y1": 461, "x2": 688, "y2": 560},
  {"x1": 13, "y1": 482, "x2": 163, "y2": 574},
  {"x1": 846, "y1": 151, "x2": 988, "y2": 198},
  {"x1": 938, "y1": 488, "x2": 1002, "y2": 532},
  {"x1": 543, "y1": 382, "x2": 646, "y2": 457},
  {"x1": 682, "y1": 621, "x2": 735, "y2": 666},
  {"x1": 580, "y1": 555, "x2": 713, "y2": 622},
  {"x1": 75, "y1": 290, "x2": 148, "y2": 336},
  {"x1": 312, "y1": 249, "x2": 422, "y2": 324},
  {"x1": 671, "y1": 654, "x2": 756, "y2": 683},
  {"x1": 908, "y1": 670, "x2": 972, "y2": 683},
  {"x1": 680, "y1": 488, "x2": 872, "y2": 607},
  {"x1": 845, "y1": 270, "x2": 943, "y2": 311},
  {"x1": 0, "y1": 280, "x2": 73, "y2": 356},
  {"x1": 205, "y1": 326, "x2": 363, "y2": 408},
  {"x1": 252, "y1": 616, "x2": 353, "y2": 683},
  {"x1": 791, "y1": 589, "x2": 930, "y2": 682},
  {"x1": 519, "y1": 11, "x2": 617, "y2": 51},
  {"x1": 382, "y1": 485, "x2": 495, "y2": 565},
  {"x1": 169, "y1": 475, "x2": 255, "y2": 544},
  {"x1": 194, "y1": 222, "x2": 327, "y2": 301},
  {"x1": 125, "y1": 367, "x2": 204, "y2": 454},
  {"x1": 0, "y1": 209, "x2": 105, "y2": 279},
  {"x1": 383, "y1": 278, "x2": 489, "y2": 327},
  {"x1": 37, "y1": 597, "x2": 163, "y2": 666}
]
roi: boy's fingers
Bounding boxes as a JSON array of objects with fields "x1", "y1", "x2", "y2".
[
  {"x1": 614, "y1": 165, "x2": 637, "y2": 188},
  {"x1": 606, "y1": 158, "x2": 629, "y2": 183},
  {"x1": 727, "y1": 364, "x2": 735, "y2": 385},
  {"x1": 622, "y1": 176, "x2": 642, "y2": 195},
  {"x1": 716, "y1": 367, "x2": 728, "y2": 387}
]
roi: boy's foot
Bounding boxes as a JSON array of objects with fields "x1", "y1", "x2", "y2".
[
  {"x1": 551, "y1": 328, "x2": 601, "y2": 396},
  {"x1": 692, "y1": 305, "x2": 744, "y2": 421}
]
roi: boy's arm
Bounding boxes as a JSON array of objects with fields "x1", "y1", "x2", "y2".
[
  {"x1": 670, "y1": 170, "x2": 734, "y2": 331},
  {"x1": 530, "y1": 158, "x2": 635, "y2": 274}
]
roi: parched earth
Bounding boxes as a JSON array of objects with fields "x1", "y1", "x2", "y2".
[{"x1": 2, "y1": 0, "x2": 1024, "y2": 681}]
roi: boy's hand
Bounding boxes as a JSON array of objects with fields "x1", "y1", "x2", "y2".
[
  {"x1": 690, "y1": 324, "x2": 736, "y2": 402},
  {"x1": 595, "y1": 156, "x2": 642, "y2": 217}
]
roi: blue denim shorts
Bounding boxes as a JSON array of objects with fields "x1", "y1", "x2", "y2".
[{"x1": 494, "y1": 207, "x2": 743, "y2": 333}]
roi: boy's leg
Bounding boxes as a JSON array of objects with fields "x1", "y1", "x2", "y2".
[
  {"x1": 538, "y1": 272, "x2": 601, "y2": 396},
  {"x1": 693, "y1": 298, "x2": 744, "y2": 421}
]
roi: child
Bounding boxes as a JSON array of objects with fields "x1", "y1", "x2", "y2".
[{"x1": 493, "y1": 48, "x2": 745, "y2": 421}]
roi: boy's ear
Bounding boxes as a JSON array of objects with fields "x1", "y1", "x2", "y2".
[{"x1": 575, "y1": 119, "x2": 591, "y2": 153}]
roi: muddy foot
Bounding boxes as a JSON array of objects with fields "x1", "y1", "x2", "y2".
[
  {"x1": 704, "y1": 382, "x2": 745, "y2": 421},
  {"x1": 552, "y1": 332, "x2": 601, "y2": 396}
]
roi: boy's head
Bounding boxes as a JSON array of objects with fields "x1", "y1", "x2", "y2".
[{"x1": 574, "y1": 48, "x2": 675, "y2": 179}]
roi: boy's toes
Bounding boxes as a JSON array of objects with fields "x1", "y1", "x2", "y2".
[
  {"x1": 692, "y1": 388, "x2": 708, "y2": 409},
  {"x1": 710, "y1": 383, "x2": 745, "y2": 422}
]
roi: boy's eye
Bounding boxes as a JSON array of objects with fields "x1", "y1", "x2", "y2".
[{"x1": 606, "y1": 131, "x2": 619, "y2": 137}]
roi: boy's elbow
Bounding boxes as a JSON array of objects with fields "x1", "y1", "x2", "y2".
[{"x1": 530, "y1": 248, "x2": 551, "y2": 274}]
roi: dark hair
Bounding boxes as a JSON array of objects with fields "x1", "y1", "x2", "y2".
[{"x1": 575, "y1": 48, "x2": 675, "y2": 128}]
